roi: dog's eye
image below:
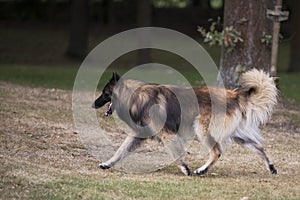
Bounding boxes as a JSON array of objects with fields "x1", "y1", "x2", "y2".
[{"x1": 102, "y1": 92, "x2": 110, "y2": 97}]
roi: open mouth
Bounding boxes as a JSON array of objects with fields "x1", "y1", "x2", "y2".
[{"x1": 104, "y1": 102, "x2": 113, "y2": 117}]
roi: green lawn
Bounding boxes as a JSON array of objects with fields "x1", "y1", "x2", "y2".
[
  {"x1": 278, "y1": 73, "x2": 300, "y2": 103},
  {"x1": 0, "y1": 64, "x2": 299, "y2": 103},
  {"x1": 11, "y1": 174, "x2": 292, "y2": 200},
  {"x1": 0, "y1": 65, "x2": 78, "y2": 90}
]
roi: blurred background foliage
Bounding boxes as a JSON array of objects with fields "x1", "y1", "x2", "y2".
[{"x1": 0, "y1": 0, "x2": 295, "y2": 68}]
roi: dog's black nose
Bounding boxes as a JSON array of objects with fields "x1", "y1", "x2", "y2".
[{"x1": 92, "y1": 103, "x2": 99, "y2": 109}]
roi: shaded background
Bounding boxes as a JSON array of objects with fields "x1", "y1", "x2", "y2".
[{"x1": 0, "y1": 0, "x2": 298, "y2": 69}]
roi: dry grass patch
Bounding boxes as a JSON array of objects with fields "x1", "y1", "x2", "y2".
[{"x1": 0, "y1": 82, "x2": 300, "y2": 199}]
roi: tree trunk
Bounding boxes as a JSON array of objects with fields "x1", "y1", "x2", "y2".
[
  {"x1": 136, "y1": 0, "x2": 152, "y2": 65},
  {"x1": 66, "y1": 0, "x2": 89, "y2": 60},
  {"x1": 218, "y1": 0, "x2": 273, "y2": 89},
  {"x1": 288, "y1": 0, "x2": 300, "y2": 72}
]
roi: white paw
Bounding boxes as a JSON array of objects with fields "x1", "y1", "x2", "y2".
[
  {"x1": 194, "y1": 167, "x2": 208, "y2": 175},
  {"x1": 179, "y1": 165, "x2": 192, "y2": 176},
  {"x1": 99, "y1": 163, "x2": 111, "y2": 169}
]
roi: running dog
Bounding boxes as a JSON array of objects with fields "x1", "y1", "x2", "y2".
[{"x1": 92, "y1": 69, "x2": 278, "y2": 175}]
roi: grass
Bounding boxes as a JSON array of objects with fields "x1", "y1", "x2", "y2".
[
  {"x1": 2, "y1": 163, "x2": 299, "y2": 200},
  {"x1": 5, "y1": 175, "x2": 279, "y2": 199},
  {"x1": 0, "y1": 64, "x2": 78, "y2": 90},
  {"x1": 0, "y1": 64, "x2": 299, "y2": 103},
  {"x1": 2, "y1": 161, "x2": 300, "y2": 199},
  {"x1": 278, "y1": 73, "x2": 300, "y2": 103}
]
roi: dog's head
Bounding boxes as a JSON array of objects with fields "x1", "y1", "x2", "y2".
[{"x1": 92, "y1": 72, "x2": 120, "y2": 116}]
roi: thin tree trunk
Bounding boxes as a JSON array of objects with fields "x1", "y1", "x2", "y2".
[
  {"x1": 66, "y1": 0, "x2": 89, "y2": 60},
  {"x1": 218, "y1": 0, "x2": 273, "y2": 89}
]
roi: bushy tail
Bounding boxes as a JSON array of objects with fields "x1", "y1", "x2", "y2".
[{"x1": 238, "y1": 69, "x2": 278, "y2": 126}]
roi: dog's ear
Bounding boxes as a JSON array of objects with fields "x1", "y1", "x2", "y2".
[{"x1": 112, "y1": 72, "x2": 120, "y2": 82}]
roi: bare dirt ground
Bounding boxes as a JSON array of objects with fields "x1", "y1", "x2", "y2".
[{"x1": 0, "y1": 82, "x2": 300, "y2": 199}]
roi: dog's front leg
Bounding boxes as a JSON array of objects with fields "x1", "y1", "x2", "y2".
[{"x1": 99, "y1": 136, "x2": 145, "y2": 169}]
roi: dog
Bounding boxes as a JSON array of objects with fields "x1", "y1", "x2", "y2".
[{"x1": 92, "y1": 69, "x2": 278, "y2": 176}]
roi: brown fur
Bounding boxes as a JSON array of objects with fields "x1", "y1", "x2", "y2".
[{"x1": 193, "y1": 87, "x2": 239, "y2": 116}]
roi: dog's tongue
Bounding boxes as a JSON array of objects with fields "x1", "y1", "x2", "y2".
[{"x1": 104, "y1": 102, "x2": 112, "y2": 117}]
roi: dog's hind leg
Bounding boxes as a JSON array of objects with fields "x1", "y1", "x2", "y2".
[
  {"x1": 193, "y1": 116, "x2": 222, "y2": 175},
  {"x1": 233, "y1": 136, "x2": 277, "y2": 175},
  {"x1": 99, "y1": 136, "x2": 145, "y2": 169},
  {"x1": 194, "y1": 137, "x2": 221, "y2": 175},
  {"x1": 160, "y1": 134, "x2": 192, "y2": 176}
]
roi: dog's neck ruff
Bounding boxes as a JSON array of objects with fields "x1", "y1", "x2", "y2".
[{"x1": 104, "y1": 102, "x2": 113, "y2": 117}]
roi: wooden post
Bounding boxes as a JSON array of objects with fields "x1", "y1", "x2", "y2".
[
  {"x1": 267, "y1": 0, "x2": 289, "y2": 76},
  {"x1": 270, "y1": 0, "x2": 281, "y2": 76}
]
